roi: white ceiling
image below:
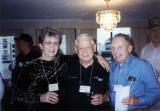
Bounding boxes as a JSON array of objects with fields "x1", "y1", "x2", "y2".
[{"x1": 0, "y1": 0, "x2": 160, "y2": 21}]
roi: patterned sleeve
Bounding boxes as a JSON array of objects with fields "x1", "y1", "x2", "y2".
[{"x1": 13, "y1": 62, "x2": 41, "y2": 104}]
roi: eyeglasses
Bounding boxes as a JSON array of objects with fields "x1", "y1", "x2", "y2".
[{"x1": 43, "y1": 42, "x2": 59, "y2": 46}]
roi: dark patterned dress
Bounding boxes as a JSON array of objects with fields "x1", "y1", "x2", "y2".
[{"x1": 12, "y1": 53, "x2": 67, "y2": 111}]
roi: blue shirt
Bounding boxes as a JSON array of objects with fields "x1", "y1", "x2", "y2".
[{"x1": 109, "y1": 55, "x2": 160, "y2": 110}]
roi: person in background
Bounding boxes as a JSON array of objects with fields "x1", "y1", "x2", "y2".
[
  {"x1": 141, "y1": 17, "x2": 160, "y2": 82},
  {"x1": 110, "y1": 33, "x2": 159, "y2": 111},
  {"x1": 0, "y1": 73, "x2": 4, "y2": 111},
  {"x1": 140, "y1": 17, "x2": 160, "y2": 110},
  {"x1": 11, "y1": 33, "x2": 41, "y2": 111},
  {"x1": 66, "y1": 33, "x2": 110, "y2": 111},
  {"x1": 12, "y1": 33, "x2": 41, "y2": 84}
]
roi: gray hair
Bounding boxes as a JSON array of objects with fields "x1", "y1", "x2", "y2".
[
  {"x1": 75, "y1": 33, "x2": 95, "y2": 46},
  {"x1": 38, "y1": 27, "x2": 62, "y2": 44}
]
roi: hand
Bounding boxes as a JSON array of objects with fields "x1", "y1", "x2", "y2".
[
  {"x1": 96, "y1": 55, "x2": 110, "y2": 71},
  {"x1": 102, "y1": 92, "x2": 110, "y2": 103},
  {"x1": 121, "y1": 95, "x2": 139, "y2": 105},
  {"x1": 91, "y1": 94, "x2": 104, "y2": 106},
  {"x1": 40, "y1": 91, "x2": 59, "y2": 104}
]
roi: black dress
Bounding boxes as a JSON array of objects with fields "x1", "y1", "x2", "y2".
[{"x1": 12, "y1": 53, "x2": 67, "y2": 111}]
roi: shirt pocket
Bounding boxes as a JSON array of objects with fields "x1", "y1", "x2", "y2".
[{"x1": 127, "y1": 79, "x2": 145, "y2": 96}]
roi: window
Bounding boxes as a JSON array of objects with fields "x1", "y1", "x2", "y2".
[
  {"x1": 0, "y1": 36, "x2": 15, "y2": 79},
  {"x1": 60, "y1": 34, "x2": 67, "y2": 55}
]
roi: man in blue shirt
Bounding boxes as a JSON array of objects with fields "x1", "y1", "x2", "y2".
[{"x1": 110, "y1": 33, "x2": 159, "y2": 110}]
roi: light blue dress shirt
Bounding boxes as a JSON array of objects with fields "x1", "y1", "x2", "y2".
[{"x1": 109, "y1": 55, "x2": 160, "y2": 110}]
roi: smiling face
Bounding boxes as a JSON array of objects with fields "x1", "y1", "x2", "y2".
[
  {"x1": 111, "y1": 36, "x2": 132, "y2": 63},
  {"x1": 39, "y1": 36, "x2": 60, "y2": 61},
  {"x1": 75, "y1": 37, "x2": 96, "y2": 65}
]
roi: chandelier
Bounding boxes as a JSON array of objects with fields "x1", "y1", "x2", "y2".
[{"x1": 96, "y1": 0, "x2": 121, "y2": 31}]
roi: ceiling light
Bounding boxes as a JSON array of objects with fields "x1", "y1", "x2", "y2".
[{"x1": 96, "y1": 0, "x2": 121, "y2": 31}]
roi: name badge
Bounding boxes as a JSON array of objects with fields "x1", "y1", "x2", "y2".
[
  {"x1": 79, "y1": 85, "x2": 91, "y2": 93},
  {"x1": 48, "y1": 83, "x2": 59, "y2": 91}
]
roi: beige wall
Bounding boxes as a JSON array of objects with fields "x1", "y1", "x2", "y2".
[{"x1": 0, "y1": 19, "x2": 149, "y2": 55}]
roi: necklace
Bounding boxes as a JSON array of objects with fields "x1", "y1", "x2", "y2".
[{"x1": 40, "y1": 60, "x2": 58, "y2": 84}]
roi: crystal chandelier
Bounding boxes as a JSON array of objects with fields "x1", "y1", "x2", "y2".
[{"x1": 96, "y1": 0, "x2": 121, "y2": 31}]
